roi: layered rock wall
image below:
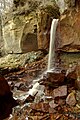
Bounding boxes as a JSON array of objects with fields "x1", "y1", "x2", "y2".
[
  {"x1": 2, "y1": 0, "x2": 59, "y2": 53},
  {"x1": 2, "y1": 0, "x2": 39, "y2": 53},
  {"x1": 1, "y1": 0, "x2": 80, "y2": 54},
  {"x1": 60, "y1": 0, "x2": 80, "y2": 52}
]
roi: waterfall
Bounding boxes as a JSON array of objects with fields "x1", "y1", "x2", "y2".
[
  {"x1": 47, "y1": 19, "x2": 59, "y2": 71},
  {"x1": 27, "y1": 19, "x2": 59, "y2": 97}
]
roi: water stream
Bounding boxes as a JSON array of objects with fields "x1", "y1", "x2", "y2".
[
  {"x1": 47, "y1": 19, "x2": 59, "y2": 71},
  {"x1": 22, "y1": 19, "x2": 59, "y2": 97}
]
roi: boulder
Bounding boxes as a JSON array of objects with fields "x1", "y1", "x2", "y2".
[
  {"x1": 53, "y1": 85, "x2": 67, "y2": 98},
  {"x1": 49, "y1": 100, "x2": 58, "y2": 109},
  {"x1": 40, "y1": 70, "x2": 65, "y2": 87},
  {"x1": 30, "y1": 102, "x2": 49, "y2": 112},
  {"x1": 66, "y1": 91, "x2": 76, "y2": 106},
  {"x1": 0, "y1": 75, "x2": 18, "y2": 119},
  {"x1": 66, "y1": 70, "x2": 77, "y2": 81},
  {"x1": 47, "y1": 71, "x2": 65, "y2": 84}
]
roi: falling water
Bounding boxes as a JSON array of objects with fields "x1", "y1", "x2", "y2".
[
  {"x1": 47, "y1": 19, "x2": 59, "y2": 71},
  {"x1": 24, "y1": 19, "x2": 59, "y2": 98}
]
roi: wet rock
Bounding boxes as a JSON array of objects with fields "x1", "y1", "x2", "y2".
[
  {"x1": 49, "y1": 100, "x2": 59, "y2": 109},
  {"x1": 40, "y1": 71, "x2": 65, "y2": 87},
  {"x1": 14, "y1": 82, "x2": 27, "y2": 91},
  {"x1": 53, "y1": 85, "x2": 67, "y2": 98},
  {"x1": 24, "y1": 82, "x2": 45, "y2": 103},
  {"x1": 47, "y1": 71, "x2": 65, "y2": 84},
  {"x1": 34, "y1": 90, "x2": 45, "y2": 103},
  {"x1": 28, "y1": 82, "x2": 45, "y2": 96},
  {"x1": 24, "y1": 94, "x2": 35, "y2": 103},
  {"x1": 18, "y1": 83, "x2": 27, "y2": 91},
  {"x1": 66, "y1": 91, "x2": 76, "y2": 106},
  {"x1": 15, "y1": 82, "x2": 23, "y2": 88},
  {"x1": 30, "y1": 102, "x2": 49, "y2": 113},
  {"x1": 28, "y1": 82, "x2": 40, "y2": 97},
  {"x1": 8, "y1": 81, "x2": 14, "y2": 90},
  {"x1": 44, "y1": 96, "x2": 53, "y2": 102}
]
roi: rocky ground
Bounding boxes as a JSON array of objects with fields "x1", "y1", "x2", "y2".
[{"x1": 0, "y1": 51, "x2": 80, "y2": 120}]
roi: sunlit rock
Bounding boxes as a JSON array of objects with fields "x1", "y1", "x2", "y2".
[
  {"x1": 1, "y1": 0, "x2": 60, "y2": 54},
  {"x1": 49, "y1": 100, "x2": 58, "y2": 109},
  {"x1": 53, "y1": 85, "x2": 67, "y2": 98},
  {"x1": 30, "y1": 102, "x2": 49, "y2": 112},
  {"x1": 66, "y1": 91, "x2": 76, "y2": 106}
]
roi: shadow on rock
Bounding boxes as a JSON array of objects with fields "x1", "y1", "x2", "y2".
[{"x1": 0, "y1": 75, "x2": 18, "y2": 120}]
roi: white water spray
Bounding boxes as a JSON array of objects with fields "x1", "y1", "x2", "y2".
[
  {"x1": 47, "y1": 19, "x2": 59, "y2": 71},
  {"x1": 20, "y1": 19, "x2": 59, "y2": 98}
]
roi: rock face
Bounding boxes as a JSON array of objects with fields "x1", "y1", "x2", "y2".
[
  {"x1": 60, "y1": 0, "x2": 80, "y2": 52},
  {"x1": 54, "y1": 1, "x2": 80, "y2": 80},
  {"x1": 37, "y1": 5, "x2": 60, "y2": 50},
  {"x1": 52, "y1": 0, "x2": 80, "y2": 53},
  {"x1": 3, "y1": 0, "x2": 80, "y2": 53},
  {"x1": 2, "y1": 0, "x2": 59, "y2": 53},
  {"x1": 0, "y1": 0, "x2": 59, "y2": 53},
  {"x1": 0, "y1": 16, "x2": 3, "y2": 55},
  {"x1": 2, "y1": 8, "x2": 38, "y2": 53},
  {"x1": 58, "y1": 0, "x2": 80, "y2": 73},
  {"x1": 1, "y1": 0, "x2": 80, "y2": 54}
]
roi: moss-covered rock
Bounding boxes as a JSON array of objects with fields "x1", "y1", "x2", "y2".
[{"x1": 0, "y1": 51, "x2": 45, "y2": 69}]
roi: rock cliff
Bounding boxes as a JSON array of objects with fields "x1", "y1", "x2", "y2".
[{"x1": 2, "y1": 0, "x2": 59, "y2": 53}]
